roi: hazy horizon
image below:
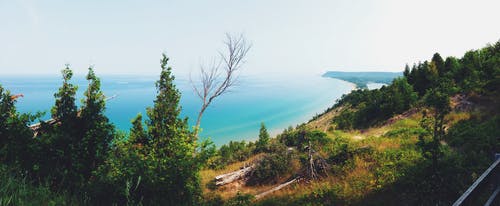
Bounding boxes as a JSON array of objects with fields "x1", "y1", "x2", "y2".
[{"x1": 1, "y1": 0, "x2": 500, "y2": 77}]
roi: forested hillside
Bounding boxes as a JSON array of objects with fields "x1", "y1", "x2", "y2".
[
  {"x1": 202, "y1": 41, "x2": 499, "y2": 205},
  {"x1": 0, "y1": 41, "x2": 499, "y2": 205}
]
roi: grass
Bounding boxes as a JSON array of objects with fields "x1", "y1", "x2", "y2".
[
  {"x1": 206, "y1": 107, "x2": 475, "y2": 204},
  {"x1": 0, "y1": 166, "x2": 79, "y2": 206},
  {"x1": 201, "y1": 154, "x2": 265, "y2": 199},
  {"x1": 245, "y1": 115, "x2": 424, "y2": 204}
]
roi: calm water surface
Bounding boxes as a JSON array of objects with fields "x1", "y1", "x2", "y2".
[{"x1": 1, "y1": 74, "x2": 353, "y2": 146}]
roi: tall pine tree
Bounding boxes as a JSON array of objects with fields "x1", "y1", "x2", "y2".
[
  {"x1": 144, "y1": 53, "x2": 201, "y2": 205},
  {"x1": 43, "y1": 65, "x2": 81, "y2": 187},
  {"x1": 79, "y1": 67, "x2": 115, "y2": 180}
]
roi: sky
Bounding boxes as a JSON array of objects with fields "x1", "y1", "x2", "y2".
[{"x1": 1, "y1": 0, "x2": 499, "y2": 78}]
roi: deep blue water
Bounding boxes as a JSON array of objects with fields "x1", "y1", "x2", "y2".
[{"x1": 0, "y1": 74, "x2": 353, "y2": 146}]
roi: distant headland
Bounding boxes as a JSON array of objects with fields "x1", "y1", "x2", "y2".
[{"x1": 322, "y1": 71, "x2": 403, "y2": 89}]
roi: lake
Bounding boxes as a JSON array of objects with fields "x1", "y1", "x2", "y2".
[{"x1": 0, "y1": 74, "x2": 354, "y2": 146}]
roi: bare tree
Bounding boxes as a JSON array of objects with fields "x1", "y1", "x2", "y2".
[{"x1": 190, "y1": 33, "x2": 251, "y2": 140}]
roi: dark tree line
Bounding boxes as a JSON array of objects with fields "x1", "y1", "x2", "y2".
[
  {"x1": 332, "y1": 77, "x2": 418, "y2": 129},
  {"x1": 332, "y1": 40, "x2": 500, "y2": 130},
  {"x1": 0, "y1": 54, "x2": 215, "y2": 205}
]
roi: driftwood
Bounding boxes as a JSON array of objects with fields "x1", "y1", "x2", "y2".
[
  {"x1": 215, "y1": 165, "x2": 254, "y2": 186},
  {"x1": 255, "y1": 177, "x2": 300, "y2": 200}
]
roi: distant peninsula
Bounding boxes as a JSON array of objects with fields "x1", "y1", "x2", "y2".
[{"x1": 322, "y1": 71, "x2": 403, "y2": 89}]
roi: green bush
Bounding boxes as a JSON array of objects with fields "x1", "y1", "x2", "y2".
[
  {"x1": 277, "y1": 126, "x2": 330, "y2": 149},
  {"x1": 247, "y1": 145, "x2": 291, "y2": 185},
  {"x1": 208, "y1": 140, "x2": 254, "y2": 170}
]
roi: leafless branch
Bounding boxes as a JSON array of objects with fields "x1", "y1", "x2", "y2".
[{"x1": 191, "y1": 33, "x2": 252, "y2": 140}]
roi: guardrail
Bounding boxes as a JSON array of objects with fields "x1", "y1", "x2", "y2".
[{"x1": 453, "y1": 154, "x2": 500, "y2": 206}]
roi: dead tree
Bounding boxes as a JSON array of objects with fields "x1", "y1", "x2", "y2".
[
  {"x1": 307, "y1": 141, "x2": 318, "y2": 180},
  {"x1": 190, "y1": 33, "x2": 251, "y2": 140},
  {"x1": 304, "y1": 141, "x2": 330, "y2": 180}
]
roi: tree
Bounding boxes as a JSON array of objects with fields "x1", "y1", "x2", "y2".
[
  {"x1": 129, "y1": 113, "x2": 148, "y2": 146},
  {"x1": 144, "y1": 53, "x2": 202, "y2": 205},
  {"x1": 460, "y1": 50, "x2": 484, "y2": 92},
  {"x1": 41, "y1": 65, "x2": 81, "y2": 188},
  {"x1": 93, "y1": 54, "x2": 215, "y2": 205},
  {"x1": 256, "y1": 122, "x2": 270, "y2": 153},
  {"x1": 147, "y1": 54, "x2": 187, "y2": 156},
  {"x1": 419, "y1": 78, "x2": 455, "y2": 169},
  {"x1": 403, "y1": 64, "x2": 411, "y2": 78},
  {"x1": 444, "y1": 57, "x2": 460, "y2": 78},
  {"x1": 191, "y1": 33, "x2": 251, "y2": 140},
  {"x1": 388, "y1": 77, "x2": 418, "y2": 113},
  {"x1": 431, "y1": 53, "x2": 445, "y2": 76},
  {"x1": 0, "y1": 84, "x2": 35, "y2": 170},
  {"x1": 79, "y1": 67, "x2": 115, "y2": 180},
  {"x1": 51, "y1": 65, "x2": 78, "y2": 127}
]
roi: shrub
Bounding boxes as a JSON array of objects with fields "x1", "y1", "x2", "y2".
[{"x1": 247, "y1": 145, "x2": 291, "y2": 185}]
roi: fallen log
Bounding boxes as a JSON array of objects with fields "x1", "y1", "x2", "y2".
[
  {"x1": 255, "y1": 177, "x2": 300, "y2": 200},
  {"x1": 215, "y1": 165, "x2": 254, "y2": 186}
]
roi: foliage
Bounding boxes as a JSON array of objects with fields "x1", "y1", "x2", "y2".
[
  {"x1": 332, "y1": 77, "x2": 417, "y2": 129},
  {"x1": 0, "y1": 41, "x2": 499, "y2": 205},
  {"x1": 207, "y1": 140, "x2": 255, "y2": 170},
  {"x1": 0, "y1": 165, "x2": 79, "y2": 206},
  {"x1": 224, "y1": 192, "x2": 254, "y2": 206},
  {"x1": 247, "y1": 142, "x2": 291, "y2": 185},
  {"x1": 79, "y1": 67, "x2": 115, "y2": 183},
  {"x1": 277, "y1": 125, "x2": 330, "y2": 149},
  {"x1": 405, "y1": 42, "x2": 500, "y2": 95},
  {"x1": 129, "y1": 113, "x2": 148, "y2": 145},
  {"x1": 326, "y1": 136, "x2": 355, "y2": 167},
  {"x1": 445, "y1": 115, "x2": 500, "y2": 165},
  {"x1": 0, "y1": 84, "x2": 37, "y2": 172},
  {"x1": 94, "y1": 54, "x2": 214, "y2": 205},
  {"x1": 255, "y1": 122, "x2": 270, "y2": 153}
]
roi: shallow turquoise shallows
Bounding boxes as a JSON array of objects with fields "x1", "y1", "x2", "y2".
[{"x1": 1, "y1": 74, "x2": 353, "y2": 146}]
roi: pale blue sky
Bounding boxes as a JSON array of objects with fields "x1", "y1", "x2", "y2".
[{"x1": 1, "y1": 0, "x2": 499, "y2": 77}]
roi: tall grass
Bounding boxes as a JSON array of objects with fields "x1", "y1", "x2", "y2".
[{"x1": 0, "y1": 166, "x2": 78, "y2": 206}]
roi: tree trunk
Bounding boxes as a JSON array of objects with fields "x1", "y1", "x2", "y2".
[{"x1": 214, "y1": 165, "x2": 254, "y2": 186}]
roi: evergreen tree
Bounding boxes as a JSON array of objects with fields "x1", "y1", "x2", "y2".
[
  {"x1": 460, "y1": 50, "x2": 483, "y2": 92},
  {"x1": 408, "y1": 64, "x2": 418, "y2": 85},
  {"x1": 93, "y1": 54, "x2": 214, "y2": 205},
  {"x1": 79, "y1": 67, "x2": 115, "y2": 180},
  {"x1": 0, "y1": 84, "x2": 35, "y2": 169},
  {"x1": 144, "y1": 53, "x2": 201, "y2": 205},
  {"x1": 388, "y1": 77, "x2": 418, "y2": 113},
  {"x1": 403, "y1": 64, "x2": 411, "y2": 78},
  {"x1": 444, "y1": 57, "x2": 460, "y2": 79},
  {"x1": 129, "y1": 113, "x2": 148, "y2": 146},
  {"x1": 42, "y1": 65, "x2": 81, "y2": 187},
  {"x1": 51, "y1": 65, "x2": 78, "y2": 127},
  {"x1": 431, "y1": 53, "x2": 445, "y2": 76},
  {"x1": 256, "y1": 122, "x2": 270, "y2": 152}
]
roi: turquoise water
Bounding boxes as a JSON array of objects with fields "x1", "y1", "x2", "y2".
[{"x1": 0, "y1": 74, "x2": 353, "y2": 146}]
